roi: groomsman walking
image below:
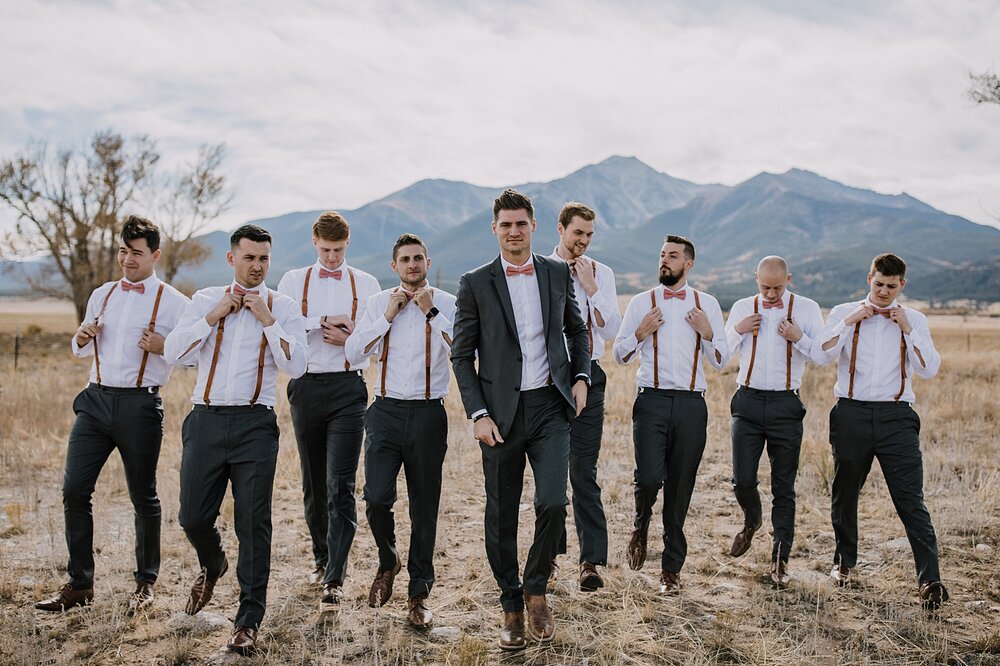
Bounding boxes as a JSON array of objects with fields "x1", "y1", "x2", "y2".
[
  {"x1": 35, "y1": 216, "x2": 188, "y2": 614},
  {"x1": 165, "y1": 224, "x2": 307, "y2": 653},
  {"x1": 724, "y1": 256, "x2": 823, "y2": 586}
]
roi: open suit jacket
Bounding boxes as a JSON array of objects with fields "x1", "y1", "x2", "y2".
[{"x1": 451, "y1": 254, "x2": 591, "y2": 439}]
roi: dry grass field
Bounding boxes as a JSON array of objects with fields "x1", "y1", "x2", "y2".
[{"x1": 0, "y1": 302, "x2": 999, "y2": 665}]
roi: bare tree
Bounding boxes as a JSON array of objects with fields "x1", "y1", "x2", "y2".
[
  {"x1": 0, "y1": 130, "x2": 230, "y2": 321},
  {"x1": 969, "y1": 70, "x2": 1000, "y2": 105},
  {"x1": 158, "y1": 144, "x2": 232, "y2": 284}
]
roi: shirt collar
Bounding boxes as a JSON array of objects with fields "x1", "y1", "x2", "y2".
[{"x1": 501, "y1": 255, "x2": 535, "y2": 271}]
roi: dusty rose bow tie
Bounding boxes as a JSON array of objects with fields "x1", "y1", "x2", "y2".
[
  {"x1": 121, "y1": 281, "x2": 145, "y2": 294},
  {"x1": 506, "y1": 264, "x2": 534, "y2": 277},
  {"x1": 761, "y1": 299, "x2": 784, "y2": 309},
  {"x1": 872, "y1": 307, "x2": 892, "y2": 318},
  {"x1": 662, "y1": 290, "x2": 686, "y2": 300},
  {"x1": 233, "y1": 284, "x2": 258, "y2": 296},
  {"x1": 319, "y1": 267, "x2": 342, "y2": 279}
]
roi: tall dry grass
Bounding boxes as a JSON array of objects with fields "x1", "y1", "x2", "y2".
[{"x1": 0, "y1": 315, "x2": 998, "y2": 664}]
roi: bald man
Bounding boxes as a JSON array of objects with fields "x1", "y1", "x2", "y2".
[{"x1": 724, "y1": 257, "x2": 823, "y2": 586}]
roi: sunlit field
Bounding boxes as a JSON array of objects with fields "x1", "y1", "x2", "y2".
[{"x1": 1, "y1": 302, "x2": 998, "y2": 665}]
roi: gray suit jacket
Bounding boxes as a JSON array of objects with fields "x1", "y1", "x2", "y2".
[{"x1": 451, "y1": 254, "x2": 590, "y2": 439}]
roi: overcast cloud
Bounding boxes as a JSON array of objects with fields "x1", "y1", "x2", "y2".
[{"x1": 2, "y1": 0, "x2": 999, "y2": 230}]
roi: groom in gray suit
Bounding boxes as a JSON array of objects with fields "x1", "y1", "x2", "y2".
[{"x1": 451, "y1": 189, "x2": 590, "y2": 651}]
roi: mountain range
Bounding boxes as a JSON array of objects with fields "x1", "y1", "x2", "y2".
[{"x1": 5, "y1": 156, "x2": 1000, "y2": 307}]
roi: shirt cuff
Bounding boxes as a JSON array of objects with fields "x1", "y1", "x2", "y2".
[
  {"x1": 193, "y1": 316, "x2": 213, "y2": 340},
  {"x1": 471, "y1": 408, "x2": 489, "y2": 421}
]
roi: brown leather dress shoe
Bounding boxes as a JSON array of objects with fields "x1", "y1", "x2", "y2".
[
  {"x1": 830, "y1": 562, "x2": 851, "y2": 587},
  {"x1": 627, "y1": 528, "x2": 648, "y2": 571},
  {"x1": 523, "y1": 592, "x2": 555, "y2": 642},
  {"x1": 499, "y1": 611, "x2": 527, "y2": 651},
  {"x1": 919, "y1": 581, "x2": 949, "y2": 610},
  {"x1": 368, "y1": 557, "x2": 402, "y2": 608},
  {"x1": 308, "y1": 564, "x2": 325, "y2": 585},
  {"x1": 320, "y1": 582, "x2": 343, "y2": 610},
  {"x1": 185, "y1": 558, "x2": 228, "y2": 615},
  {"x1": 729, "y1": 522, "x2": 761, "y2": 558},
  {"x1": 407, "y1": 594, "x2": 433, "y2": 628},
  {"x1": 579, "y1": 562, "x2": 604, "y2": 591},
  {"x1": 227, "y1": 626, "x2": 258, "y2": 655},
  {"x1": 127, "y1": 580, "x2": 155, "y2": 613},
  {"x1": 34, "y1": 584, "x2": 94, "y2": 612},
  {"x1": 658, "y1": 570, "x2": 682, "y2": 595},
  {"x1": 770, "y1": 560, "x2": 790, "y2": 588}
]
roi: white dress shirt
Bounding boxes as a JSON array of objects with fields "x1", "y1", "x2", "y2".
[
  {"x1": 276, "y1": 261, "x2": 381, "y2": 372},
  {"x1": 613, "y1": 284, "x2": 729, "y2": 390},
  {"x1": 163, "y1": 281, "x2": 308, "y2": 406},
  {"x1": 344, "y1": 286, "x2": 456, "y2": 400},
  {"x1": 725, "y1": 291, "x2": 824, "y2": 391},
  {"x1": 547, "y1": 248, "x2": 622, "y2": 361},
  {"x1": 812, "y1": 298, "x2": 940, "y2": 403},
  {"x1": 502, "y1": 255, "x2": 551, "y2": 391},
  {"x1": 72, "y1": 273, "x2": 189, "y2": 388}
]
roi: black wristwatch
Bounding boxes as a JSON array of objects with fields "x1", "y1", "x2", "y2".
[{"x1": 426, "y1": 306, "x2": 440, "y2": 321}]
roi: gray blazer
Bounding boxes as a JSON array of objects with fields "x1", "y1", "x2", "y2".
[{"x1": 451, "y1": 254, "x2": 590, "y2": 439}]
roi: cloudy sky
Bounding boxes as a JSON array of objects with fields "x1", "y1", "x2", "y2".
[{"x1": 3, "y1": 0, "x2": 999, "y2": 231}]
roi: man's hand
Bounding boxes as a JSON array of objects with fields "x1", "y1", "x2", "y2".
[
  {"x1": 735, "y1": 313, "x2": 762, "y2": 335},
  {"x1": 412, "y1": 288, "x2": 435, "y2": 315},
  {"x1": 321, "y1": 314, "x2": 354, "y2": 346},
  {"x1": 384, "y1": 291, "x2": 410, "y2": 323},
  {"x1": 685, "y1": 307, "x2": 714, "y2": 340},
  {"x1": 75, "y1": 321, "x2": 102, "y2": 347},
  {"x1": 242, "y1": 292, "x2": 276, "y2": 327},
  {"x1": 777, "y1": 319, "x2": 803, "y2": 342},
  {"x1": 206, "y1": 292, "x2": 242, "y2": 326},
  {"x1": 138, "y1": 330, "x2": 165, "y2": 354},
  {"x1": 574, "y1": 256, "x2": 598, "y2": 297},
  {"x1": 572, "y1": 379, "x2": 588, "y2": 417},
  {"x1": 474, "y1": 416, "x2": 504, "y2": 447},
  {"x1": 635, "y1": 307, "x2": 663, "y2": 342},
  {"x1": 890, "y1": 306, "x2": 912, "y2": 334},
  {"x1": 843, "y1": 304, "x2": 874, "y2": 326}
]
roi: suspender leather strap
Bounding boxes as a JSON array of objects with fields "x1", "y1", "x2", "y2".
[
  {"x1": 425, "y1": 321, "x2": 432, "y2": 400},
  {"x1": 135, "y1": 283, "x2": 165, "y2": 387},
  {"x1": 249, "y1": 291, "x2": 273, "y2": 406},
  {"x1": 301, "y1": 267, "x2": 313, "y2": 317},
  {"x1": 690, "y1": 290, "x2": 702, "y2": 391},
  {"x1": 744, "y1": 296, "x2": 760, "y2": 387},
  {"x1": 584, "y1": 263, "x2": 597, "y2": 356},
  {"x1": 202, "y1": 287, "x2": 231, "y2": 405},
  {"x1": 785, "y1": 293, "x2": 796, "y2": 390},
  {"x1": 649, "y1": 291, "x2": 659, "y2": 389},
  {"x1": 379, "y1": 327, "x2": 392, "y2": 398},
  {"x1": 847, "y1": 321, "x2": 862, "y2": 399},
  {"x1": 344, "y1": 269, "x2": 358, "y2": 371},
  {"x1": 93, "y1": 282, "x2": 119, "y2": 385},
  {"x1": 895, "y1": 332, "x2": 907, "y2": 402}
]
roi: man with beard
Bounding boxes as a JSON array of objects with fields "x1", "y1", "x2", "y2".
[
  {"x1": 276, "y1": 212, "x2": 380, "y2": 606},
  {"x1": 724, "y1": 256, "x2": 823, "y2": 586},
  {"x1": 451, "y1": 189, "x2": 590, "y2": 649},
  {"x1": 547, "y1": 202, "x2": 621, "y2": 591},
  {"x1": 813, "y1": 253, "x2": 947, "y2": 610},
  {"x1": 35, "y1": 216, "x2": 188, "y2": 614},
  {"x1": 344, "y1": 233, "x2": 455, "y2": 628},
  {"x1": 164, "y1": 224, "x2": 307, "y2": 654},
  {"x1": 612, "y1": 235, "x2": 729, "y2": 594}
]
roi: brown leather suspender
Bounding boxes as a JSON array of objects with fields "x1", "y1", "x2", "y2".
[
  {"x1": 203, "y1": 288, "x2": 273, "y2": 406},
  {"x1": 743, "y1": 296, "x2": 760, "y2": 387},
  {"x1": 649, "y1": 291, "x2": 659, "y2": 389},
  {"x1": 92, "y1": 283, "x2": 119, "y2": 385},
  {"x1": 301, "y1": 266, "x2": 313, "y2": 316},
  {"x1": 785, "y1": 294, "x2": 796, "y2": 390},
  {"x1": 379, "y1": 289, "x2": 434, "y2": 399},
  {"x1": 690, "y1": 291, "x2": 702, "y2": 391},
  {"x1": 135, "y1": 283, "x2": 165, "y2": 387},
  {"x1": 847, "y1": 309, "x2": 907, "y2": 401},
  {"x1": 584, "y1": 263, "x2": 597, "y2": 356},
  {"x1": 344, "y1": 269, "x2": 358, "y2": 371}
]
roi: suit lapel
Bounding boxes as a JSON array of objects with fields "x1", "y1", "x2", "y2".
[
  {"x1": 535, "y1": 254, "x2": 552, "y2": 338},
  {"x1": 490, "y1": 257, "x2": 518, "y2": 338}
]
